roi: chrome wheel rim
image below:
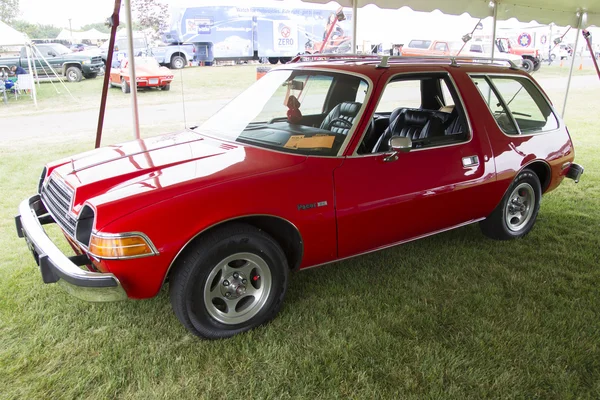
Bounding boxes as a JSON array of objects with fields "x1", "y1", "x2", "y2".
[
  {"x1": 203, "y1": 252, "x2": 272, "y2": 325},
  {"x1": 67, "y1": 70, "x2": 78, "y2": 81},
  {"x1": 505, "y1": 183, "x2": 535, "y2": 232},
  {"x1": 173, "y1": 58, "x2": 184, "y2": 68}
]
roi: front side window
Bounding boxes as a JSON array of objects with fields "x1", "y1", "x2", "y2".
[
  {"x1": 198, "y1": 70, "x2": 368, "y2": 156},
  {"x1": 359, "y1": 74, "x2": 469, "y2": 154},
  {"x1": 434, "y1": 42, "x2": 449, "y2": 52}
]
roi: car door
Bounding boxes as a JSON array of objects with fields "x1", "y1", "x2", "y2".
[{"x1": 333, "y1": 70, "x2": 496, "y2": 259}]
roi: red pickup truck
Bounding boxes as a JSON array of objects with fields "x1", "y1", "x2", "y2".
[{"x1": 17, "y1": 54, "x2": 583, "y2": 339}]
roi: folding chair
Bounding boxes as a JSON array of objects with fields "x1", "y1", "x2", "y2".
[
  {"x1": 0, "y1": 81, "x2": 7, "y2": 104},
  {"x1": 15, "y1": 73, "x2": 34, "y2": 100}
]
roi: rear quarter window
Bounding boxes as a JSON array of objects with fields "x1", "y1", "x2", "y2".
[{"x1": 471, "y1": 75, "x2": 558, "y2": 135}]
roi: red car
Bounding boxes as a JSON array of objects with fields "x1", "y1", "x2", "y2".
[
  {"x1": 17, "y1": 55, "x2": 583, "y2": 339},
  {"x1": 108, "y1": 56, "x2": 174, "y2": 93}
]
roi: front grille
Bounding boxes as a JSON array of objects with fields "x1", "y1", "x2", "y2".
[
  {"x1": 91, "y1": 56, "x2": 103, "y2": 64},
  {"x1": 41, "y1": 176, "x2": 77, "y2": 237}
]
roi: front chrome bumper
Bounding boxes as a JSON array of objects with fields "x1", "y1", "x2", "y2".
[{"x1": 15, "y1": 195, "x2": 128, "y2": 302}]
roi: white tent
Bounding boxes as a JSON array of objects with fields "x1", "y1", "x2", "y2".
[
  {"x1": 0, "y1": 20, "x2": 28, "y2": 46},
  {"x1": 56, "y1": 28, "x2": 109, "y2": 42},
  {"x1": 302, "y1": 0, "x2": 600, "y2": 27},
  {"x1": 0, "y1": 21, "x2": 37, "y2": 107}
]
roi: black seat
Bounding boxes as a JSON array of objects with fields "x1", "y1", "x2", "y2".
[
  {"x1": 372, "y1": 109, "x2": 439, "y2": 153},
  {"x1": 320, "y1": 101, "x2": 362, "y2": 135}
]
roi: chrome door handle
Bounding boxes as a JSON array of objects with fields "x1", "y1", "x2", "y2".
[{"x1": 462, "y1": 155, "x2": 479, "y2": 168}]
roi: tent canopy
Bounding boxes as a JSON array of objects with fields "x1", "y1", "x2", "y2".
[
  {"x1": 302, "y1": 0, "x2": 600, "y2": 27},
  {"x1": 56, "y1": 28, "x2": 109, "y2": 42},
  {"x1": 0, "y1": 20, "x2": 28, "y2": 46}
]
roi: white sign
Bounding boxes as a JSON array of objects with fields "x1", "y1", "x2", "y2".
[{"x1": 273, "y1": 21, "x2": 297, "y2": 54}]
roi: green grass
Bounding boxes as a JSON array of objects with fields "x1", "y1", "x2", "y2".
[{"x1": 1, "y1": 66, "x2": 599, "y2": 399}]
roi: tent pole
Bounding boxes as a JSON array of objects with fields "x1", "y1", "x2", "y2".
[
  {"x1": 491, "y1": 1, "x2": 498, "y2": 61},
  {"x1": 95, "y1": 0, "x2": 121, "y2": 149},
  {"x1": 24, "y1": 44, "x2": 37, "y2": 107},
  {"x1": 352, "y1": 0, "x2": 357, "y2": 54},
  {"x1": 562, "y1": 12, "x2": 584, "y2": 118},
  {"x1": 124, "y1": 0, "x2": 141, "y2": 140}
]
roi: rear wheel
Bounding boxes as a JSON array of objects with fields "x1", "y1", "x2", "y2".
[
  {"x1": 480, "y1": 169, "x2": 542, "y2": 240},
  {"x1": 162, "y1": 84, "x2": 171, "y2": 91},
  {"x1": 170, "y1": 55, "x2": 186, "y2": 69},
  {"x1": 533, "y1": 61, "x2": 542, "y2": 72},
  {"x1": 268, "y1": 57, "x2": 279, "y2": 65},
  {"x1": 121, "y1": 77, "x2": 130, "y2": 93},
  {"x1": 521, "y1": 58, "x2": 535, "y2": 73},
  {"x1": 169, "y1": 223, "x2": 289, "y2": 339}
]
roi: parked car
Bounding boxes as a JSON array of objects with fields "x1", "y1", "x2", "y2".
[
  {"x1": 70, "y1": 43, "x2": 94, "y2": 52},
  {"x1": 400, "y1": 39, "x2": 455, "y2": 57},
  {"x1": 466, "y1": 41, "x2": 525, "y2": 67},
  {"x1": 16, "y1": 55, "x2": 584, "y2": 339},
  {"x1": 0, "y1": 43, "x2": 104, "y2": 82},
  {"x1": 108, "y1": 56, "x2": 174, "y2": 93},
  {"x1": 542, "y1": 44, "x2": 570, "y2": 61}
]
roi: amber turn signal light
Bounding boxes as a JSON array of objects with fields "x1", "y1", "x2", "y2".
[{"x1": 88, "y1": 234, "x2": 156, "y2": 259}]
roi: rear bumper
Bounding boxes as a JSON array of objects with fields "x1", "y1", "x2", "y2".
[
  {"x1": 15, "y1": 195, "x2": 128, "y2": 302},
  {"x1": 566, "y1": 163, "x2": 584, "y2": 183}
]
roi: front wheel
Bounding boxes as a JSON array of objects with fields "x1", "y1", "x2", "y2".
[
  {"x1": 169, "y1": 223, "x2": 289, "y2": 339},
  {"x1": 65, "y1": 66, "x2": 82, "y2": 82},
  {"x1": 480, "y1": 169, "x2": 542, "y2": 240}
]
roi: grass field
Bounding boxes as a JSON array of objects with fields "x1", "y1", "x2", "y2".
[{"x1": 1, "y1": 63, "x2": 599, "y2": 399}]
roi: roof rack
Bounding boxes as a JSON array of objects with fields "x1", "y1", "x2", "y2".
[{"x1": 290, "y1": 53, "x2": 521, "y2": 70}]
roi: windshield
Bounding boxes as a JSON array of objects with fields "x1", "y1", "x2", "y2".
[{"x1": 198, "y1": 69, "x2": 369, "y2": 156}]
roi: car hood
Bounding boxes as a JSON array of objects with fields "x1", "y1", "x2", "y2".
[{"x1": 52, "y1": 130, "x2": 306, "y2": 219}]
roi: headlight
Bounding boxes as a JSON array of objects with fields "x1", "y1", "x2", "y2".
[{"x1": 89, "y1": 232, "x2": 157, "y2": 259}]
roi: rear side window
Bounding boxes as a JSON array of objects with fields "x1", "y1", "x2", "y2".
[
  {"x1": 408, "y1": 40, "x2": 431, "y2": 49},
  {"x1": 490, "y1": 77, "x2": 558, "y2": 133},
  {"x1": 471, "y1": 75, "x2": 558, "y2": 135}
]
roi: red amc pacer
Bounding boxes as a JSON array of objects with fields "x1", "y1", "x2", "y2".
[{"x1": 16, "y1": 55, "x2": 584, "y2": 339}]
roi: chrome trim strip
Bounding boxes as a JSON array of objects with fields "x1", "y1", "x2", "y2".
[
  {"x1": 349, "y1": 68, "x2": 474, "y2": 157},
  {"x1": 300, "y1": 218, "x2": 485, "y2": 272},
  {"x1": 161, "y1": 214, "x2": 303, "y2": 286}
]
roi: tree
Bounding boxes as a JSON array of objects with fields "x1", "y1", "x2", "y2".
[
  {"x1": 80, "y1": 22, "x2": 111, "y2": 34},
  {"x1": 0, "y1": 0, "x2": 19, "y2": 24},
  {"x1": 12, "y1": 20, "x2": 60, "y2": 39},
  {"x1": 131, "y1": 0, "x2": 168, "y2": 40}
]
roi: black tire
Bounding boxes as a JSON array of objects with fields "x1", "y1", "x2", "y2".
[
  {"x1": 170, "y1": 55, "x2": 186, "y2": 69},
  {"x1": 84, "y1": 73, "x2": 98, "y2": 79},
  {"x1": 479, "y1": 169, "x2": 542, "y2": 240},
  {"x1": 268, "y1": 57, "x2": 279, "y2": 65},
  {"x1": 533, "y1": 61, "x2": 542, "y2": 72},
  {"x1": 550, "y1": 53, "x2": 557, "y2": 61},
  {"x1": 162, "y1": 84, "x2": 171, "y2": 91},
  {"x1": 169, "y1": 223, "x2": 289, "y2": 339},
  {"x1": 121, "y1": 77, "x2": 130, "y2": 93},
  {"x1": 65, "y1": 66, "x2": 82, "y2": 82},
  {"x1": 521, "y1": 58, "x2": 535, "y2": 73},
  {"x1": 279, "y1": 57, "x2": 292, "y2": 64}
]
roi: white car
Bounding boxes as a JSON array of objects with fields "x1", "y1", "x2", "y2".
[{"x1": 460, "y1": 41, "x2": 525, "y2": 68}]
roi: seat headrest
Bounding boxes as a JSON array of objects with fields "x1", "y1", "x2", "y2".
[
  {"x1": 337, "y1": 101, "x2": 362, "y2": 117},
  {"x1": 401, "y1": 110, "x2": 431, "y2": 126}
]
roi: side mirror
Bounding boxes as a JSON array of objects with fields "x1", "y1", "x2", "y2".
[
  {"x1": 383, "y1": 136, "x2": 412, "y2": 162},
  {"x1": 390, "y1": 136, "x2": 412, "y2": 152}
]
